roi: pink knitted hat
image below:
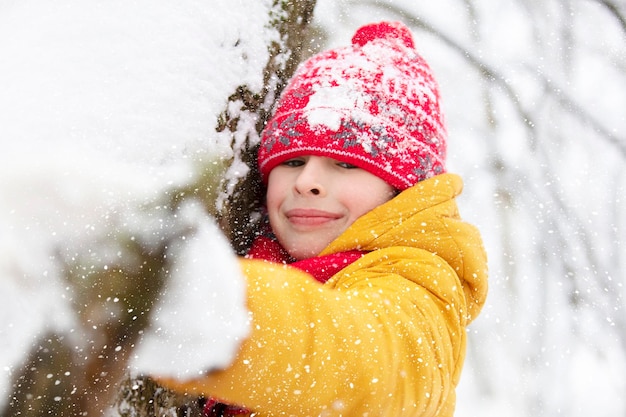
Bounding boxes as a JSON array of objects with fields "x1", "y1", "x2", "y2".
[{"x1": 258, "y1": 21, "x2": 447, "y2": 190}]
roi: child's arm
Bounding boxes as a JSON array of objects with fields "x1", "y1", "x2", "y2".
[{"x1": 156, "y1": 247, "x2": 467, "y2": 416}]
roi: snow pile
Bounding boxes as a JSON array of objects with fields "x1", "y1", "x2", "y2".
[
  {"x1": 130, "y1": 201, "x2": 250, "y2": 379},
  {"x1": 0, "y1": 0, "x2": 276, "y2": 405}
]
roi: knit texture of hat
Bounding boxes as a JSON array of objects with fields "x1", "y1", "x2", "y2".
[{"x1": 258, "y1": 21, "x2": 447, "y2": 190}]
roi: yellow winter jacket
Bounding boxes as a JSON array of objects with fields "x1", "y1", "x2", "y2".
[{"x1": 158, "y1": 173, "x2": 488, "y2": 416}]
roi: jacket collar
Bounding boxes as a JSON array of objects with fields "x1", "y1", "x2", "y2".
[{"x1": 320, "y1": 173, "x2": 464, "y2": 255}]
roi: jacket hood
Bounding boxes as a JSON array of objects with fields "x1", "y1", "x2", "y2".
[{"x1": 320, "y1": 173, "x2": 488, "y2": 322}]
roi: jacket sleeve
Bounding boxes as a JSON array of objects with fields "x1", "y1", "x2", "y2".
[{"x1": 156, "y1": 247, "x2": 467, "y2": 416}]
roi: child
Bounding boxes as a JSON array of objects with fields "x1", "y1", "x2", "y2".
[{"x1": 156, "y1": 21, "x2": 488, "y2": 416}]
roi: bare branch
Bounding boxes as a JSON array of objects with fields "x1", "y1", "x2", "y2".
[
  {"x1": 536, "y1": 73, "x2": 626, "y2": 158},
  {"x1": 592, "y1": 0, "x2": 626, "y2": 34},
  {"x1": 357, "y1": 0, "x2": 539, "y2": 147}
]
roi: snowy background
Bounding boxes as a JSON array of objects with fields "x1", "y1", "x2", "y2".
[{"x1": 1, "y1": 0, "x2": 625, "y2": 416}]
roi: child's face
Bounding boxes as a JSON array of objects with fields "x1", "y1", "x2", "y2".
[{"x1": 266, "y1": 156, "x2": 395, "y2": 260}]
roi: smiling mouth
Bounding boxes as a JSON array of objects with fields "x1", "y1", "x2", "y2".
[{"x1": 286, "y1": 208, "x2": 342, "y2": 226}]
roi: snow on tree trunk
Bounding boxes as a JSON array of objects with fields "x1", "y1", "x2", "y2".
[
  {"x1": 0, "y1": 1, "x2": 316, "y2": 416},
  {"x1": 217, "y1": 0, "x2": 317, "y2": 255}
]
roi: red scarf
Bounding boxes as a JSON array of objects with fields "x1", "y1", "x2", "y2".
[{"x1": 246, "y1": 230, "x2": 365, "y2": 283}]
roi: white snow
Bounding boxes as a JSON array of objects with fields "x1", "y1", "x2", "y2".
[
  {"x1": 130, "y1": 201, "x2": 250, "y2": 379},
  {"x1": 305, "y1": 83, "x2": 369, "y2": 131},
  {"x1": 0, "y1": 0, "x2": 275, "y2": 406}
]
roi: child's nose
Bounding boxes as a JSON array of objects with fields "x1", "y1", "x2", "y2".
[{"x1": 294, "y1": 160, "x2": 326, "y2": 197}]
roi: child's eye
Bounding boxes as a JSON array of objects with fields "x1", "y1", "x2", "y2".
[
  {"x1": 281, "y1": 159, "x2": 305, "y2": 167},
  {"x1": 337, "y1": 162, "x2": 358, "y2": 169}
]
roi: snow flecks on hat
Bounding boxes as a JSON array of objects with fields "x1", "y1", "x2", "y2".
[{"x1": 258, "y1": 21, "x2": 447, "y2": 191}]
